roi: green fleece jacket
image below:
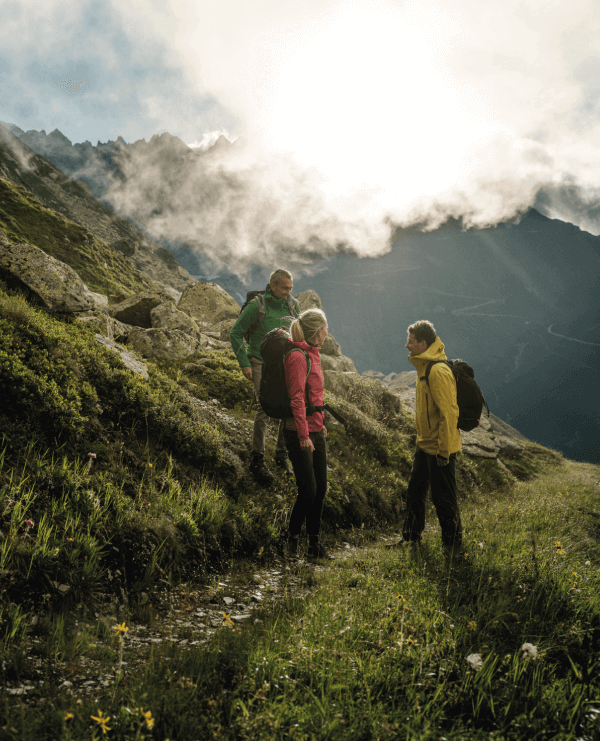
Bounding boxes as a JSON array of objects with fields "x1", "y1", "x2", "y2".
[
  {"x1": 230, "y1": 289, "x2": 299, "y2": 368},
  {"x1": 409, "y1": 336, "x2": 462, "y2": 459}
]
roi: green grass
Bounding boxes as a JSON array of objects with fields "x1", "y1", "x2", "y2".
[{"x1": 1, "y1": 461, "x2": 598, "y2": 740}]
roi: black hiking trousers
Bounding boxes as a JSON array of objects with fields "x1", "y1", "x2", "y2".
[
  {"x1": 284, "y1": 428, "x2": 328, "y2": 538},
  {"x1": 402, "y1": 448, "x2": 462, "y2": 550}
]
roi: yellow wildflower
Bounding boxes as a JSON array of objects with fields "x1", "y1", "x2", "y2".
[
  {"x1": 91, "y1": 710, "x2": 111, "y2": 734},
  {"x1": 222, "y1": 612, "x2": 234, "y2": 627},
  {"x1": 467, "y1": 621, "x2": 477, "y2": 630},
  {"x1": 141, "y1": 708, "x2": 154, "y2": 730},
  {"x1": 114, "y1": 622, "x2": 129, "y2": 635},
  {"x1": 64, "y1": 712, "x2": 74, "y2": 721}
]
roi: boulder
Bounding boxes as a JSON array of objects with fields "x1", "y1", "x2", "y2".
[
  {"x1": 94, "y1": 334, "x2": 149, "y2": 380},
  {"x1": 127, "y1": 327, "x2": 208, "y2": 361},
  {"x1": 178, "y1": 281, "x2": 240, "y2": 324},
  {"x1": 295, "y1": 289, "x2": 322, "y2": 312},
  {"x1": 109, "y1": 291, "x2": 174, "y2": 328},
  {"x1": 0, "y1": 235, "x2": 94, "y2": 313},
  {"x1": 75, "y1": 311, "x2": 132, "y2": 339},
  {"x1": 150, "y1": 302, "x2": 203, "y2": 338},
  {"x1": 320, "y1": 354, "x2": 358, "y2": 373},
  {"x1": 323, "y1": 370, "x2": 402, "y2": 427},
  {"x1": 88, "y1": 291, "x2": 109, "y2": 309},
  {"x1": 321, "y1": 334, "x2": 342, "y2": 357}
]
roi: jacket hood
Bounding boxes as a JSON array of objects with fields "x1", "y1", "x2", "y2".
[{"x1": 409, "y1": 336, "x2": 448, "y2": 370}]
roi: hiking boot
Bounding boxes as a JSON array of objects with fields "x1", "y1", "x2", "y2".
[
  {"x1": 287, "y1": 536, "x2": 300, "y2": 561},
  {"x1": 249, "y1": 453, "x2": 274, "y2": 483},
  {"x1": 275, "y1": 454, "x2": 292, "y2": 475},
  {"x1": 307, "y1": 543, "x2": 334, "y2": 562}
]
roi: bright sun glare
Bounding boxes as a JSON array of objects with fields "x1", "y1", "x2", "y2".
[{"x1": 259, "y1": 2, "x2": 501, "y2": 212}]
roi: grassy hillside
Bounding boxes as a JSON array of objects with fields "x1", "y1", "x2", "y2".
[
  {"x1": 1, "y1": 183, "x2": 590, "y2": 739},
  {"x1": 0, "y1": 176, "x2": 155, "y2": 299}
]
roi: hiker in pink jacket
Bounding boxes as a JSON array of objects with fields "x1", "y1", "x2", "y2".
[{"x1": 284, "y1": 308, "x2": 333, "y2": 562}]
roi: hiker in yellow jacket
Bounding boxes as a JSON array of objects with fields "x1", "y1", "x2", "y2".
[{"x1": 390, "y1": 320, "x2": 463, "y2": 554}]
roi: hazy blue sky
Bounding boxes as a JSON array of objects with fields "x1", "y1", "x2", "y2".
[{"x1": 4, "y1": 0, "x2": 600, "y2": 245}]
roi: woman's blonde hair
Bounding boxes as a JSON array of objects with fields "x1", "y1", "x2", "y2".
[{"x1": 290, "y1": 308, "x2": 328, "y2": 344}]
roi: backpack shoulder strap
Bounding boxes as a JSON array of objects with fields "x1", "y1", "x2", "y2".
[
  {"x1": 287, "y1": 296, "x2": 301, "y2": 318},
  {"x1": 247, "y1": 293, "x2": 266, "y2": 336},
  {"x1": 284, "y1": 346, "x2": 311, "y2": 376},
  {"x1": 422, "y1": 359, "x2": 446, "y2": 384}
]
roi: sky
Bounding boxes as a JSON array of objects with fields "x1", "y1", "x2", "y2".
[{"x1": 3, "y1": 0, "x2": 600, "y2": 262}]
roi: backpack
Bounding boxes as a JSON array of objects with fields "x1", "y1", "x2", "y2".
[
  {"x1": 258, "y1": 328, "x2": 314, "y2": 419},
  {"x1": 258, "y1": 327, "x2": 347, "y2": 426},
  {"x1": 423, "y1": 359, "x2": 489, "y2": 432},
  {"x1": 239, "y1": 287, "x2": 300, "y2": 343}
]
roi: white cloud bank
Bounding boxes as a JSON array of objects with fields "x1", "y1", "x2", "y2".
[{"x1": 7, "y1": 0, "x2": 600, "y2": 268}]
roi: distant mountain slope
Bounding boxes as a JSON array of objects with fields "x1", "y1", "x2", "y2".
[
  {"x1": 5, "y1": 122, "x2": 598, "y2": 462},
  {"x1": 292, "y1": 211, "x2": 600, "y2": 462},
  {"x1": 0, "y1": 124, "x2": 196, "y2": 298}
]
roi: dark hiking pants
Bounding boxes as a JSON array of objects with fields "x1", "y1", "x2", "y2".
[
  {"x1": 284, "y1": 428, "x2": 327, "y2": 538},
  {"x1": 402, "y1": 448, "x2": 462, "y2": 550}
]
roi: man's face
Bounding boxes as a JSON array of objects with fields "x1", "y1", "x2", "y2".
[
  {"x1": 270, "y1": 276, "x2": 293, "y2": 300},
  {"x1": 406, "y1": 332, "x2": 427, "y2": 357}
]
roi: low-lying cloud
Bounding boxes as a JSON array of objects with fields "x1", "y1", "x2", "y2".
[{"x1": 6, "y1": 0, "x2": 600, "y2": 271}]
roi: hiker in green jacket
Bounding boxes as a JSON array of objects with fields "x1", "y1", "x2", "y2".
[{"x1": 230, "y1": 268, "x2": 300, "y2": 482}]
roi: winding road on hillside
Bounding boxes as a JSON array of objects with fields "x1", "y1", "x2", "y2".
[{"x1": 547, "y1": 325, "x2": 600, "y2": 347}]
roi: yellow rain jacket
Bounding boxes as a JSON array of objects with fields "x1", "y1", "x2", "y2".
[{"x1": 409, "y1": 337, "x2": 462, "y2": 459}]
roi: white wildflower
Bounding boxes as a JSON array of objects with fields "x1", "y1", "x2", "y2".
[
  {"x1": 521, "y1": 642, "x2": 538, "y2": 659},
  {"x1": 466, "y1": 653, "x2": 483, "y2": 671}
]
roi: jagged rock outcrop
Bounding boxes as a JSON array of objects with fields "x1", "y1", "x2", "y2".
[
  {"x1": 126, "y1": 327, "x2": 208, "y2": 361},
  {"x1": 0, "y1": 234, "x2": 95, "y2": 313},
  {"x1": 0, "y1": 124, "x2": 197, "y2": 298},
  {"x1": 178, "y1": 282, "x2": 240, "y2": 324},
  {"x1": 295, "y1": 289, "x2": 322, "y2": 312},
  {"x1": 109, "y1": 291, "x2": 175, "y2": 328},
  {"x1": 319, "y1": 332, "x2": 357, "y2": 372}
]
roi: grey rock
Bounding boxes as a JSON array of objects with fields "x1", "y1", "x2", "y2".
[
  {"x1": 75, "y1": 312, "x2": 132, "y2": 339},
  {"x1": 110, "y1": 291, "x2": 175, "y2": 328},
  {"x1": 150, "y1": 302, "x2": 203, "y2": 338},
  {"x1": 127, "y1": 327, "x2": 208, "y2": 361},
  {"x1": 295, "y1": 289, "x2": 322, "y2": 311},
  {"x1": 320, "y1": 334, "x2": 342, "y2": 357},
  {"x1": 178, "y1": 281, "x2": 240, "y2": 324},
  {"x1": 320, "y1": 354, "x2": 357, "y2": 373},
  {"x1": 0, "y1": 235, "x2": 94, "y2": 313},
  {"x1": 94, "y1": 334, "x2": 149, "y2": 380}
]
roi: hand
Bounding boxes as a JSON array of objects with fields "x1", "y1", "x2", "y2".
[
  {"x1": 323, "y1": 426, "x2": 327, "y2": 438},
  {"x1": 242, "y1": 367, "x2": 253, "y2": 380},
  {"x1": 436, "y1": 455, "x2": 449, "y2": 467},
  {"x1": 300, "y1": 438, "x2": 315, "y2": 453}
]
